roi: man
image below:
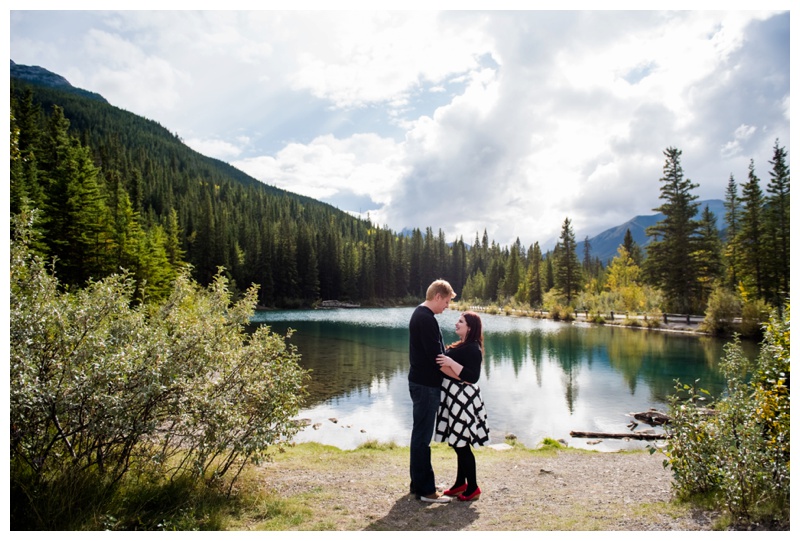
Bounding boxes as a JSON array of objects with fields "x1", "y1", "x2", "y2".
[{"x1": 408, "y1": 279, "x2": 456, "y2": 503}]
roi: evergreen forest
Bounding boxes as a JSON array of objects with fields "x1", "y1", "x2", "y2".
[{"x1": 9, "y1": 78, "x2": 790, "y2": 328}]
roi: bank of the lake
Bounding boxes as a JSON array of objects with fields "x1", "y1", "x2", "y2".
[
  {"x1": 457, "y1": 304, "x2": 706, "y2": 334},
  {"x1": 244, "y1": 440, "x2": 726, "y2": 531}
]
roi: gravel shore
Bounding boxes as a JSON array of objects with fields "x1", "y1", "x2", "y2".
[{"x1": 255, "y1": 442, "x2": 721, "y2": 531}]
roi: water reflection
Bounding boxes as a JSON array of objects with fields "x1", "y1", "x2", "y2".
[{"x1": 251, "y1": 308, "x2": 753, "y2": 451}]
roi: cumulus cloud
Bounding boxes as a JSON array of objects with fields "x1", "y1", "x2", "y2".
[
  {"x1": 232, "y1": 132, "x2": 407, "y2": 215},
  {"x1": 81, "y1": 28, "x2": 190, "y2": 115},
  {"x1": 9, "y1": 9, "x2": 790, "y2": 248},
  {"x1": 185, "y1": 137, "x2": 245, "y2": 161},
  {"x1": 286, "y1": 12, "x2": 492, "y2": 110}
]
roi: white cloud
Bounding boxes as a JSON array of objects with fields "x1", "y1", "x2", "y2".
[
  {"x1": 721, "y1": 124, "x2": 758, "y2": 159},
  {"x1": 185, "y1": 137, "x2": 244, "y2": 161},
  {"x1": 232, "y1": 133, "x2": 407, "y2": 211},
  {"x1": 287, "y1": 12, "x2": 493, "y2": 111},
  {"x1": 81, "y1": 28, "x2": 190, "y2": 115},
  {"x1": 9, "y1": 9, "x2": 790, "y2": 248}
]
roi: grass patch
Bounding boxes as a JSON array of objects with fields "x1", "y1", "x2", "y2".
[{"x1": 357, "y1": 439, "x2": 399, "y2": 451}]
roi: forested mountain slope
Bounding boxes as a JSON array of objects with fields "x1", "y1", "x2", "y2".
[{"x1": 12, "y1": 70, "x2": 456, "y2": 307}]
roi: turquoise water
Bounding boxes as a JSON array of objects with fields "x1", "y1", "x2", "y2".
[{"x1": 251, "y1": 307, "x2": 746, "y2": 451}]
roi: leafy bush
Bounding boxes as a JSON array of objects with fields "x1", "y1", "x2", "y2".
[
  {"x1": 699, "y1": 286, "x2": 741, "y2": 335},
  {"x1": 10, "y1": 213, "x2": 309, "y2": 527},
  {"x1": 576, "y1": 284, "x2": 664, "y2": 320},
  {"x1": 739, "y1": 298, "x2": 772, "y2": 338},
  {"x1": 662, "y1": 305, "x2": 790, "y2": 527},
  {"x1": 554, "y1": 305, "x2": 575, "y2": 321}
]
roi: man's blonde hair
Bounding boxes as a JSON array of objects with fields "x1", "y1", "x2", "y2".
[{"x1": 426, "y1": 279, "x2": 456, "y2": 301}]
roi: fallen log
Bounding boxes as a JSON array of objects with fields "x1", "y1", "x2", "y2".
[
  {"x1": 632, "y1": 409, "x2": 671, "y2": 426},
  {"x1": 570, "y1": 430, "x2": 666, "y2": 440}
]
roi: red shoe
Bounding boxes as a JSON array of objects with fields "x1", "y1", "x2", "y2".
[
  {"x1": 443, "y1": 483, "x2": 468, "y2": 497},
  {"x1": 458, "y1": 487, "x2": 481, "y2": 501}
]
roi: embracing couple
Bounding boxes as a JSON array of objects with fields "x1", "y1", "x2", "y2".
[{"x1": 408, "y1": 279, "x2": 490, "y2": 504}]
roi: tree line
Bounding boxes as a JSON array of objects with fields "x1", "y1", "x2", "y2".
[
  {"x1": 461, "y1": 142, "x2": 788, "y2": 334},
  {"x1": 10, "y1": 80, "x2": 789, "y2": 327}
]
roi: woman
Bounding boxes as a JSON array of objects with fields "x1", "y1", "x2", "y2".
[{"x1": 434, "y1": 311, "x2": 489, "y2": 502}]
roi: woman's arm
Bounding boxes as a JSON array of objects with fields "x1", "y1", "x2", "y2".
[
  {"x1": 437, "y1": 354, "x2": 463, "y2": 380},
  {"x1": 439, "y1": 344, "x2": 482, "y2": 383},
  {"x1": 439, "y1": 364, "x2": 461, "y2": 380}
]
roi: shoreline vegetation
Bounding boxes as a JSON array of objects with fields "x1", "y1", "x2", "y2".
[
  {"x1": 456, "y1": 302, "x2": 706, "y2": 334},
  {"x1": 299, "y1": 297, "x2": 760, "y2": 338}
]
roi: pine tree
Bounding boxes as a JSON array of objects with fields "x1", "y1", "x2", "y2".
[
  {"x1": 738, "y1": 159, "x2": 766, "y2": 299},
  {"x1": 39, "y1": 107, "x2": 113, "y2": 286},
  {"x1": 318, "y1": 223, "x2": 343, "y2": 301},
  {"x1": 450, "y1": 237, "x2": 467, "y2": 297},
  {"x1": 106, "y1": 169, "x2": 143, "y2": 274},
  {"x1": 164, "y1": 207, "x2": 186, "y2": 269},
  {"x1": 693, "y1": 204, "x2": 723, "y2": 308},
  {"x1": 11, "y1": 90, "x2": 45, "y2": 213},
  {"x1": 645, "y1": 147, "x2": 701, "y2": 313},
  {"x1": 485, "y1": 244, "x2": 504, "y2": 301},
  {"x1": 392, "y1": 234, "x2": 409, "y2": 298},
  {"x1": 764, "y1": 139, "x2": 790, "y2": 306},
  {"x1": 136, "y1": 224, "x2": 174, "y2": 301},
  {"x1": 545, "y1": 251, "x2": 555, "y2": 292},
  {"x1": 409, "y1": 228, "x2": 423, "y2": 297},
  {"x1": 501, "y1": 241, "x2": 522, "y2": 299},
  {"x1": 297, "y1": 225, "x2": 321, "y2": 303},
  {"x1": 582, "y1": 236, "x2": 593, "y2": 275},
  {"x1": 554, "y1": 217, "x2": 582, "y2": 304},
  {"x1": 526, "y1": 242, "x2": 543, "y2": 307},
  {"x1": 274, "y1": 219, "x2": 300, "y2": 303},
  {"x1": 722, "y1": 174, "x2": 742, "y2": 290},
  {"x1": 10, "y1": 111, "x2": 27, "y2": 215},
  {"x1": 622, "y1": 228, "x2": 642, "y2": 267}
]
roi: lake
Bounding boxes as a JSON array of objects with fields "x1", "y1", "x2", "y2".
[{"x1": 251, "y1": 307, "x2": 749, "y2": 452}]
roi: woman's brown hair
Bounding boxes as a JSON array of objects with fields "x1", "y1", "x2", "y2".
[{"x1": 448, "y1": 311, "x2": 484, "y2": 353}]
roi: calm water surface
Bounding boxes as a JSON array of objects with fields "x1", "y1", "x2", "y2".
[{"x1": 251, "y1": 307, "x2": 746, "y2": 452}]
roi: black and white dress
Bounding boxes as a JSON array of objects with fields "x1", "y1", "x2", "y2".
[{"x1": 434, "y1": 341, "x2": 490, "y2": 448}]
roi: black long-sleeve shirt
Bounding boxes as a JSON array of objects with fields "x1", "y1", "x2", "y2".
[
  {"x1": 408, "y1": 305, "x2": 445, "y2": 388},
  {"x1": 444, "y1": 341, "x2": 483, "y2": 384}
]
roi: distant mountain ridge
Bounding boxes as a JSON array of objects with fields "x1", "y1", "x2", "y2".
[
  {"x1": 10, "y1": 60, "x2": 108, "y2": 103},
  {"x1": 578, "y1": 199, "x2": 726, "y2": 264},
  {"x1": 403, "y1": 199, "x2": 725, "y2": 264}
]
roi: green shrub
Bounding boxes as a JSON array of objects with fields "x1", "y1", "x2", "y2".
[
  {"x1": 662, "y1": 305, "x2": 790, "y2": 527},
  {"x1": 739, "y1": 298, "x2": 771, "y2": 338},
  {"x1": 10, "y1": 214, "x2": 309, "y2": 528},
  {"x1": 700, "y1": 286, "x2": 741, "y2": 335}
]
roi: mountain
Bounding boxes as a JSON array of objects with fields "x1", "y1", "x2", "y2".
[
  {"x1": 578, "y1": 199, "x2": 727, "y2": 264},
  {"x1": 11, "y1": 60, "x2": 109, "y2": 103},
  {"x1": 10, "y1": 61, "x2": 385, "y2": 306}
]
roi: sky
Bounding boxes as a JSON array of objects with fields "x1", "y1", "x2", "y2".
[{"x1": 6, "y1": 2, "x2": 793, "y2": 249}]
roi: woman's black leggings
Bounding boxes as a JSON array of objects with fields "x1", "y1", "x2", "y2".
[{"x1": 452, "y1": 444, "x2": 477, "y2": 492}]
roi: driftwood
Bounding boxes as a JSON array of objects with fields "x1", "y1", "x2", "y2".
[
  {"x1": 570, "y1": 430, "x2": 666, "y2": 440},
  {"x1": 570, "y1": 409, "x2": 672, "y2": 440},
  {"x1": 632, "y1": 409, "x2": 671, "y2": 426}
]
